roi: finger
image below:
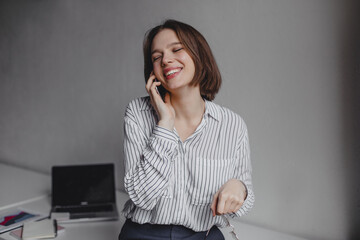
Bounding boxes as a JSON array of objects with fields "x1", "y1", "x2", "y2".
[
  {"x1": 145, "y1": 72, "x2": 157, "y2": 93},
  {"x1": 145, "y1": 77, "x2": 157, "y2": 93},
  {"x1": 229, "y1": 196, "x2": 244, "y2": 213},
  {"x1": 229, "y1": 201, "x2": 238, "y2": 213},
  {"x1": 210, "y1": 192, "x2": 219, "y2": 217},
  {"x1": 150, "y1": 81, "x2": 162, "y2": 99},
  {"x1": 224, "y1": 199, "x2": 233, "y2": 214},
  {"x1": 234, "y1": 203, "x2": 243, "y2": 213},
  {"x1": 216, "y1": 193, "x2": 226, "y2": 215},
  {"x1": 164, "y1": 91, "x2": 171, "y2": 104}
]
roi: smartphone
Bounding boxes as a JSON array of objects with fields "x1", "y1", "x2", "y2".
[{"x1": 154, "y1": 79, "x2": 166, "y2": 101}]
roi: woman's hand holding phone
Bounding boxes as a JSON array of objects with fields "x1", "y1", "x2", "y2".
[{"x1": 146, "y1": 72, "x2": 175, "y2": 131}]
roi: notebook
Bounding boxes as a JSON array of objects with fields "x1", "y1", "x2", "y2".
[
  {"x1": 51, "y1": 163, "x2": 119, "y2": 223},
  {"x1": 22, "y1": 219, "x2": 57, "y2": 240}
]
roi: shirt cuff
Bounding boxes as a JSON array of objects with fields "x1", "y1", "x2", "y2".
[
  {"x1": 230, "y1": 183, "x2": 255, "y2": 218},
  {"x1": 148, "y1": 125, "x2": 178, "y2": 160},
  {"x1": 152, "y1": 125, "x2": 178, "y2": 142}
]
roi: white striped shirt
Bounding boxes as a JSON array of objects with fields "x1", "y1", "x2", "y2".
[{"x1": 122, "y1": 96, "x2": 255, "y2": 232}]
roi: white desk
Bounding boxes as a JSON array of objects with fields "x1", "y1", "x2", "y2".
[
  {"x1": 0, "y1": 164, "x2": 50, "y2": 210},
  {"x1": 0, "y1": 163, "x2": 307, "y2": 240},
  {"x1": 0, "y1": 164, "x2": 127, "y2": 240}
]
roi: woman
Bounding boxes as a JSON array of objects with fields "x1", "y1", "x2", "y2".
[{"x1": 119, "y1": 19, "x2": 255, "y2": 240}]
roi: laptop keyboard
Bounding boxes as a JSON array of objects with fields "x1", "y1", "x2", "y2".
[{"x1": 55, "y1": 204, "x2": 113, "y2": 213}]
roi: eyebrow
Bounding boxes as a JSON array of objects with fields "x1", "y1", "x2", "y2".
[{"x1": 151, "y1": 42, "x2": 182, "y2": 55}]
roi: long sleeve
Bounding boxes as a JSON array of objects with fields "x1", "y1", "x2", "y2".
[
  {"x1": 123, "y1": 104, "x2": 178, "y2": 211},
  {"x1": 231, "y1": 121, "x2": 255, "y2": 217}
]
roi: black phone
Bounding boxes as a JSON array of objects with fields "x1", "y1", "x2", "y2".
[{"x1": 155, "y1": 79, "x2": 167, "y2": 101}]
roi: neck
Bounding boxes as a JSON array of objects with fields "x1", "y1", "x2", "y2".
[{"x1": 170, "y1": 87, "x2": 205, "y2": 121}]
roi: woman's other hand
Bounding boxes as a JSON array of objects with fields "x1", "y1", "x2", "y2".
[
  {"x1": 145, "y1": 72, "x2": 175, "y2": 130},
  {"x1": 210, "y1": 179, "x2": 247, "y2": 216}
]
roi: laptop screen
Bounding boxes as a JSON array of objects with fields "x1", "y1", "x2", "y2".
[{"x1": 52, "y1": 163, "x2": 116, "y2": 207}]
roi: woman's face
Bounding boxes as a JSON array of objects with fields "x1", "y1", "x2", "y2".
[{"x1": 151, "y1": 29, "x2": 196, "y2": 93}]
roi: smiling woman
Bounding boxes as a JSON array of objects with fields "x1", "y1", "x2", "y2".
[
  {"x1": 119, "y1": 19, "x2": 255, "y2": 240},
  {"x1": 151, "y1": 29, "x2": 196, "y2": 95},
  {"x1": 143, "y1": 20, "x2": 222, "y2": 101}
]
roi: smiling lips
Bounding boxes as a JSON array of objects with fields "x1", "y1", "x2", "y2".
[{"x1": 163, "y1": 67, "x2": 182, "y2": 80}]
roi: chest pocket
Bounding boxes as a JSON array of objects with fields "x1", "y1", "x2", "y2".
[{"x1": 188, "y1": 157, "x2": 233, "y2": 205}]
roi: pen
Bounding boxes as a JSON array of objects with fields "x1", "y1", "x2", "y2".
[{"x1": 53, "y1": 219, "x2": 58, "y2": 237}]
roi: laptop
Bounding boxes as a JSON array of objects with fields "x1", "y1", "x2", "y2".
[{"x1": 51, "y1": 163, "x2": 119, "y2": 223}]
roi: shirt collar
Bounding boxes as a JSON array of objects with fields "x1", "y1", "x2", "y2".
[
  {"x1": 140, "y1": 96, "x2": 220, "y2": 122},
  {"x1": 140, "y1": 97, "x2": 153, "y2": 111},
  {"x1": 204, "y1": 100, "x2": 220, "y2": 122}
]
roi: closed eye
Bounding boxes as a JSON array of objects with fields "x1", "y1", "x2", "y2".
[
  {"x1": 152, "y1": 55, "x2": 161, "y2": 62},
  {"x1": 173, "y1": 48, "x2": 183, "y2": 52}
]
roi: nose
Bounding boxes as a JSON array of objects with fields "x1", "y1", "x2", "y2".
[{"x1": 161, "y1": 51, "x2": 174, "y2": 66}]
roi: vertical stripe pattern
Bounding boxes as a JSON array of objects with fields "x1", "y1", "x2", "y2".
[{"x1": 122, "y1": 96, "x2": 255, "y2": 232}]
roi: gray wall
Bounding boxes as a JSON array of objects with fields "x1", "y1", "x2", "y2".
[{"x1": 0, "y1": 0, "x2": 358, "y2": 240}]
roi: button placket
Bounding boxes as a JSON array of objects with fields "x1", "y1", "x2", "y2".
[{"x1": 178, "y1": 140, "x2": 187, "y2": 221}]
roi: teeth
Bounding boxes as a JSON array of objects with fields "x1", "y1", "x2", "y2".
[{"x1": 166, "y1": 69, "x2": 181, "y2": 76}]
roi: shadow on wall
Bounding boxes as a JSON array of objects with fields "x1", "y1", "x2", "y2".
[{"x1": 342, "y1": 0, "x2": 360, "y2": 239}]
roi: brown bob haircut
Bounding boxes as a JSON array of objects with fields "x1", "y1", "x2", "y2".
[{"x1": 143, "y1": 19, "x2": 222, "y2": 101}]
